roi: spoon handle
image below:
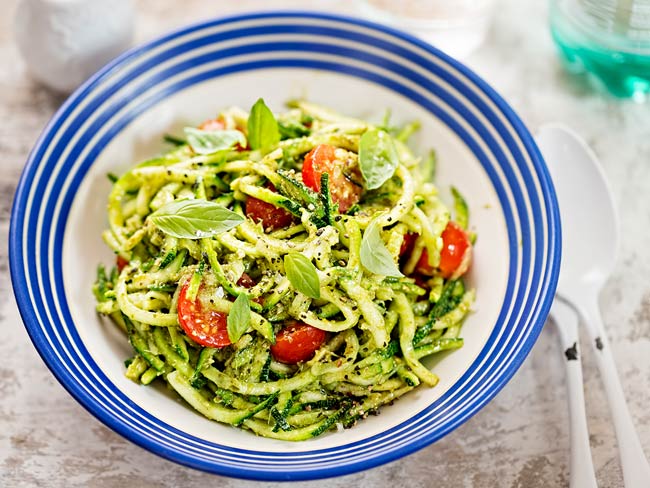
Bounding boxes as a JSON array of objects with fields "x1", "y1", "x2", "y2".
[
  {"x1": 577, "y1": 298, "x2": 650, "y2": 488},
  {"x1": 550, "y1": 300, "x2": 599, "y2": 488}
]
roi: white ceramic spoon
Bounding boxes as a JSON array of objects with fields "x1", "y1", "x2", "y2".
[
  {"x1": 537, "y1": 124, "x2": 650, "y2": 488},
  {"x1": 548, "y1": 298, "x2": 598, "y2": 488}
]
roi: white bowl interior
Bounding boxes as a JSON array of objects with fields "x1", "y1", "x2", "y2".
[{"x1": 63, "y1": 69, "x2": 509, "y2": 452}]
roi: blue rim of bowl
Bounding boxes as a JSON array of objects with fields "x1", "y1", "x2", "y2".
[{"x1": 9, "y1": 11, "x2": 561, "y2": 481}]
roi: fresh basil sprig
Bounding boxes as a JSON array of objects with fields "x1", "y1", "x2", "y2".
[
  {"x1": 247, "y1": 98, "x2": 280, "y2": 150},
  {"x1": 149, "y1": 199, "x2": 244, "y2": 239},
  {"x1": 359, "y1": 129, "x2": 399, "y2": 190},
  {"x1": 227, "y1": 293, "x2": 251, "y2": 344},
  {"x1": 184, "y1": 127, "x2": 247, "y2": 155},
  {"x1": 284, "y1": 253, "x2": 321, "y2": 299},
  {"x1": 360, "y1": 218, "x2": 404, "y2": 277}
]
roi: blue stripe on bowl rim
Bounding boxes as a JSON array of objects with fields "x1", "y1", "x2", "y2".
[{"x1": 10, "y1": 11, "x2": 560, "y2": 481}]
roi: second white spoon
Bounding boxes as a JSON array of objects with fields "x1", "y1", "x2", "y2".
[
  {"x1": 549, "y1": 298, "x2": 598, "y2": 488},
  {"x1": 537, "y1": 124, "x2": 650, "y2": 488}
]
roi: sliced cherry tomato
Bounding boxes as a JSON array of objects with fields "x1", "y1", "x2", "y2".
[
  {"x1": 302, "y1": 144, "x2": 363, "y2": 213},
  {"x1": 412, "y1": 273, "x2": 430, "y2": 290},
  {"x1": 198, "y1": 117, "x2": 226, "y2": 131},
  {"x1": 270, "y1": 322, "x2": 327, "y2": 364},
  {"x1": 414, "y1": 249, "x2": 433, "y2": 276},
  {"x1": 116, "y1": 255, "x2": 129, "y2": 272},
  {"x1": 245, "y1": 193, "x2": 294, "y2": 231},
  {"x1": 236, "y1": 272, "x2": 256, "y2": 289},
  {"x1": 235, "y1": 273, "x2": 265, "y2": 305},
  {"x1": 397, "y1": 235, "x2": 431, "y2": 288},
  {"x1": 416, "y1": 221, "x2": 472, "y2": 279},
  {"x1": 399, "y1": 232, "x2": 418, "y2": 256},
  {"x1": 198, "y1": 117, "x2": 247, "y2": 151},
  {"x1": 438, "y1": 221, "x2": 472, "y2": 278},
  {"x1": 177, "y1": 280, "x2": 231, "y2": 348}
]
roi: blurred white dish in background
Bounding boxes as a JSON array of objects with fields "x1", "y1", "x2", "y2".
[
  {"x1": 359, "y1": 0, "x2": 496, "y2": 58},
  {"x1": 14, "y1": 0, "x2": 134, "y2": 93}
]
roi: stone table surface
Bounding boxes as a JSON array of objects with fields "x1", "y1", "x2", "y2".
[{"x1": 1, "y1": 1, "x2": 649, "y2": 487}]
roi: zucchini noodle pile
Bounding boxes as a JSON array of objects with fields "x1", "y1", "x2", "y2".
[{"x1": 93, "y1": 100, "x2": 475, "y2": 440}]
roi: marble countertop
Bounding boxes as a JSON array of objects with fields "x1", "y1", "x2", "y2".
[{"x1": 1, "y1": 1, "x2": 648, "y2": 486}]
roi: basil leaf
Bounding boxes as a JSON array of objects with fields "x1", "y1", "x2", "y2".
[
  {"x1": 184, "y1": 127, "x2": 246, "y2": 155},
  {"x1": 360, "y1": 218, "x2": 404, "y2": 277},
  {"x1": 359, "y1": 129, "x2": 399, "y2": 190},
  {"x1": 284, "y1": 253, "x2": 321, "y2": 299},
  {"x1": 149, "y1": 199, "x2": 244, "y2": 239},
  {"x1": 247, "y1": 98, "x2": 280, "y2": 150},
  {"x1": 227, "y1": 293, "x2": 251, "y2": 344}
]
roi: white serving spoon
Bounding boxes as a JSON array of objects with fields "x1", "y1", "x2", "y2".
[
  {"x1": 537, "y1": 124, "x2": 650, "y2": 488},
  {"x1": 548, "y1": 297, "x2": 598, "y2": 488}
]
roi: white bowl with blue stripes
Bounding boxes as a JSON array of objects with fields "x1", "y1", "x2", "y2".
[{"x1": 10, "y1": 12, "x2": 560, "y2": 481}]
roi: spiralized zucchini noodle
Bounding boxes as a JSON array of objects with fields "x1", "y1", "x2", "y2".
[{"x1": 93, "y1": 100, "x2": 475, "y2": 440}]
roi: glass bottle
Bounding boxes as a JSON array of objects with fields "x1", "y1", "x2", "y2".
[{"x1": 550, "y1": 0, "x2": 650, "y2": 101}]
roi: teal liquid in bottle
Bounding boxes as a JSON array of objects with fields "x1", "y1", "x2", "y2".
[{"x1": 550, "y1": 1, "x2": 650, "y2": 100}]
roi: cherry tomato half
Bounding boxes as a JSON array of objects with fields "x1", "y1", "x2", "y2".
[
  {"x1": 197, "y1": 117, "x2": 247, "y2": 151},
  {"x1": 302, "y1": 144, "x2": 363, "y2": 213},
  {"x1": 198, "y1": 117, "x2": 226, "y2": 131},
  {"x1": 235, "y1": 273, "x2": 266, "y2": 306},
  {"x1": 399, "y1": 232, "x2": 418, "y2": 256},
  {"x1": 236, "y1": 272, "x2": 256, "y2": 289},
  {"x1": 416, "y1": 221, "x2": 472, "y2": 279},
  {"x1": 116, "y1": 255, "x2": 129, "y2": 272},
  {"x1": 245, "y1": 193, "x2": 295, "y2": 231},
  {"x1": 177, "y1": 280, "x2": 231, "y2": 348},
  {"x1": 270, "y1": 322, "x2": 327, "y2": 364}
]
